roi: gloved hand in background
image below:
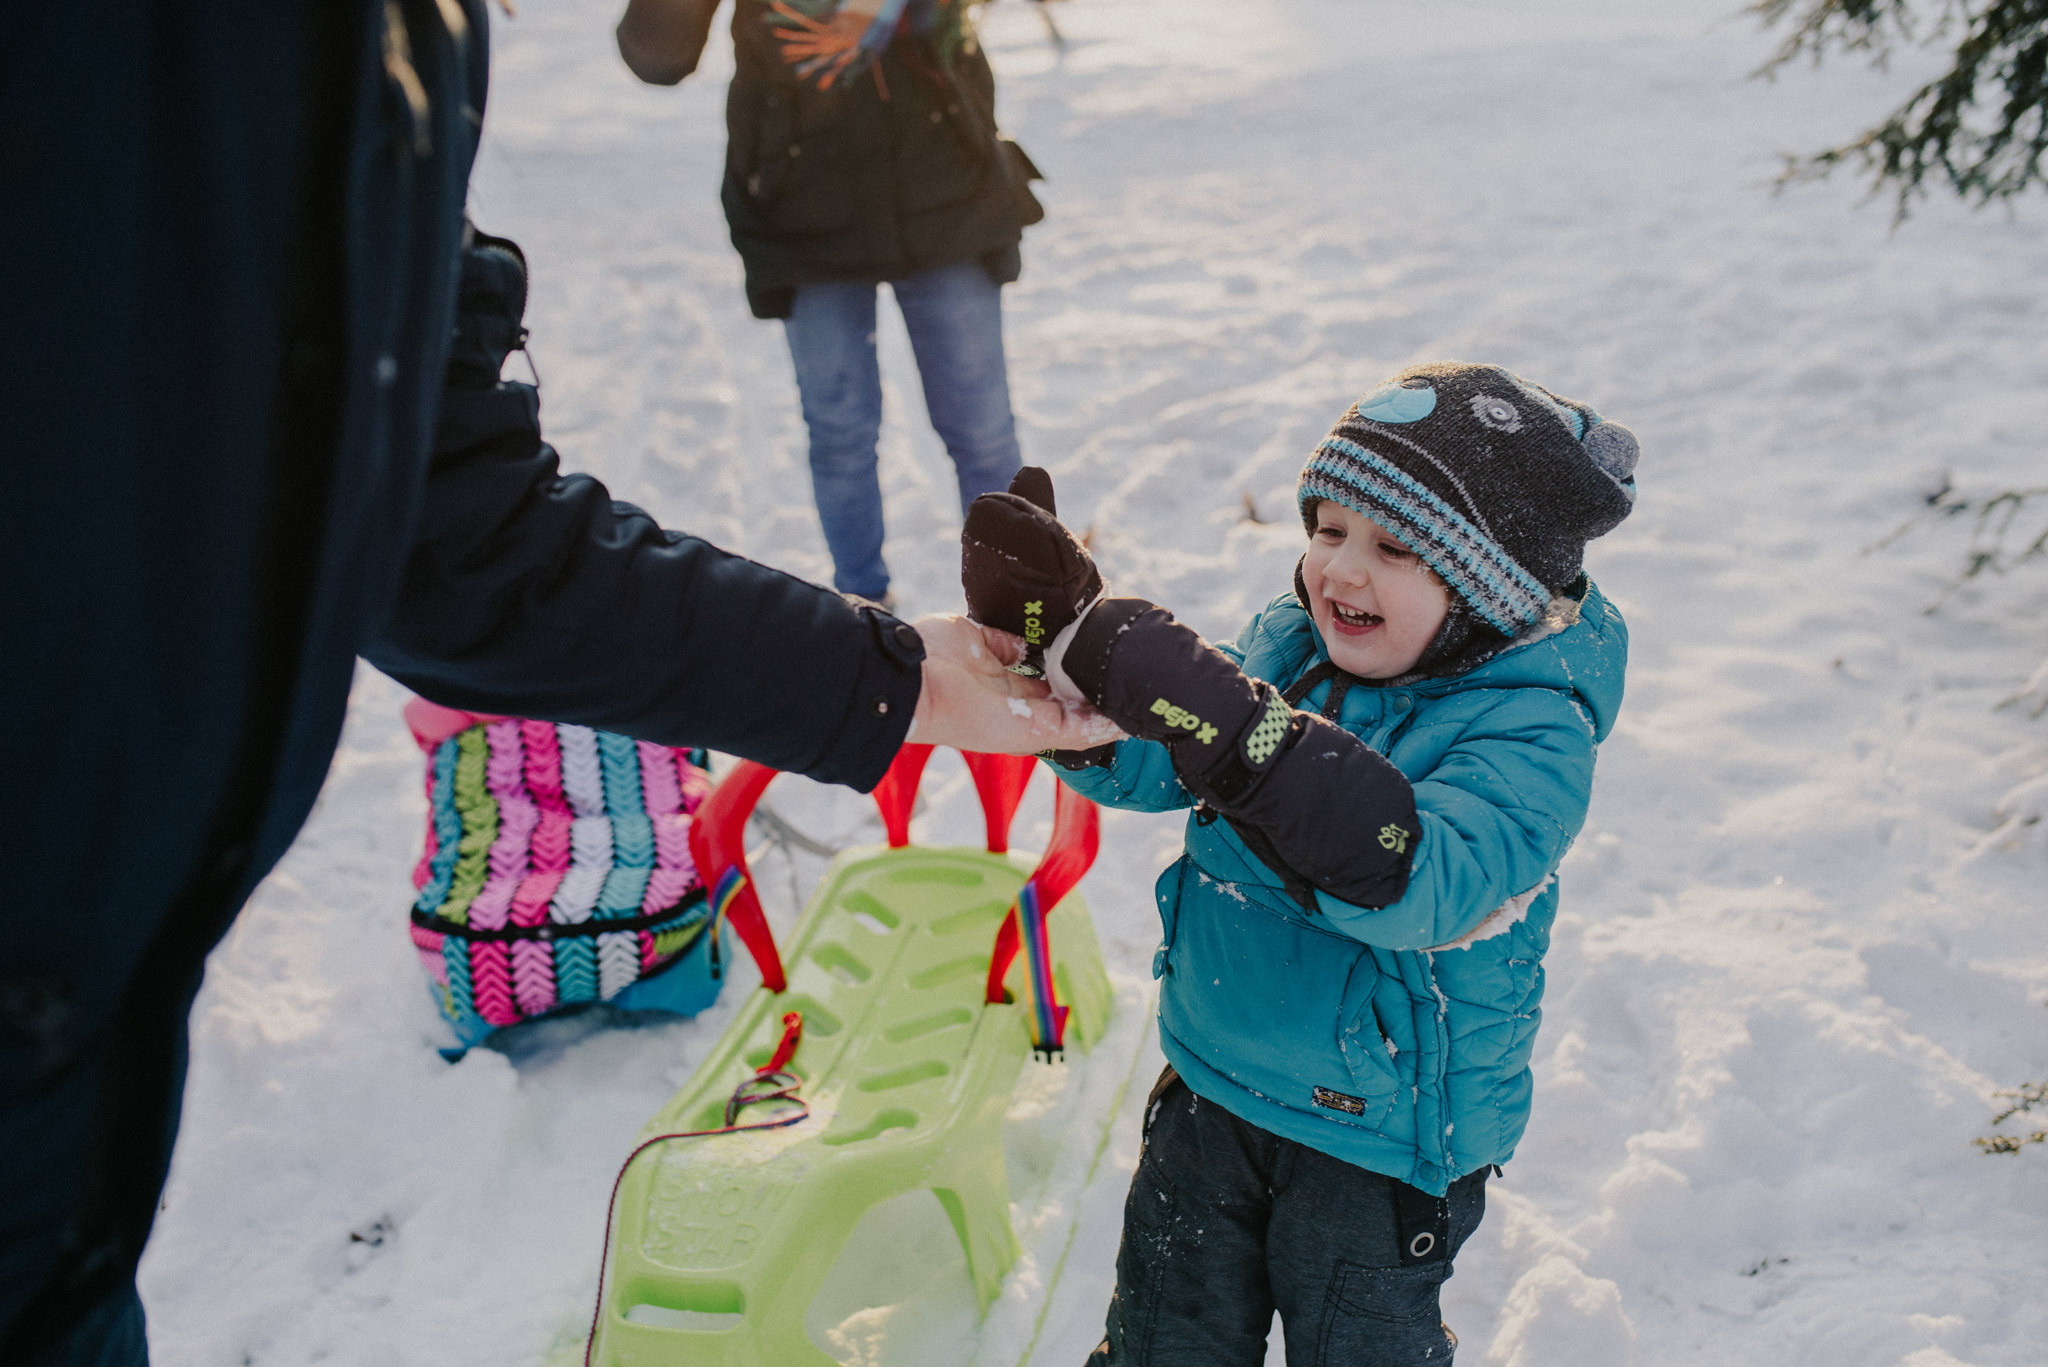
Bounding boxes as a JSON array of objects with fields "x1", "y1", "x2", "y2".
[{"x1": 444, "y1": 225, "x2": 530, "y2": 390}]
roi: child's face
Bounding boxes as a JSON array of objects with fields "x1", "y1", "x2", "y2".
[{"x1": 1303, "y1": 501, "x2": 1452, "y2": 679}]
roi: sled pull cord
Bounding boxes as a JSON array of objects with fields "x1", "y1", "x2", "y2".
[
  {"x1": 584, "y1": 1009, "x2": 810, "y2": 1367},
  {"x1": 722, "y1": 1010, "x2": 806, "y2": 1125}
]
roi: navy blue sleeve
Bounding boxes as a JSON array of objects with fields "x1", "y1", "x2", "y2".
[{"x1": 362, "y1": 381, "x2": 924, "y2": 792}]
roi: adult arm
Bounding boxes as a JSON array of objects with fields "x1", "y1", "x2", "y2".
[
  {"x1": 366, "y1": 232, "x2": 1102, "y2": 786},
  {"x1": 615, "y1": 0, "x2": 720, "y2": 84},
  {"x1": 362, "y1": 374, "x2": 925, "y2": 791}
]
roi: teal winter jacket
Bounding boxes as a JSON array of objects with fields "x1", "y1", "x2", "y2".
[{"x1": 1058, "y1": 583, "x2": 1627, "y2": 1195}]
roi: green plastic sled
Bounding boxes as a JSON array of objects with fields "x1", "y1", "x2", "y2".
[{"x1": 583, "y1": 745, "x2": 1111, "y2": 1367}]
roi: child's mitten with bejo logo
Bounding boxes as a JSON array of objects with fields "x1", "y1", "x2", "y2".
[
  {"x1": 960, "y1": 466, "x2": 1103, "y2": 677},
  {"x1": 962, "y1": 470, "x2": 1420, "y2": 911}
]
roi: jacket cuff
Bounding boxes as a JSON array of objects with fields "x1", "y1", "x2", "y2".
[
  {"x1": 1062, "y1": 596, "x2": 1155, "y2": 704},
  {"x1": 1170, "y1": 685, "x2": 1295, "y2": 805},
  {"x1": 804, "y1": 605, "x2": 925, "y2": 792},
  {"x1": 433, "y1": 380, "x2": 538, "y2": 456}
]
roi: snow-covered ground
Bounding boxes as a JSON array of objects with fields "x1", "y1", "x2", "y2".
[{"x1": 139, "y1": 1, "x2": 2048, "y2": 1363}]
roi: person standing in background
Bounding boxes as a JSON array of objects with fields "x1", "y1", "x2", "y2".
[{"x1": 618, "y1": 0, "x2": 1044, "y2": 607}]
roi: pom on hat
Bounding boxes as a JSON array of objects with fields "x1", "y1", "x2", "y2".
[
  {"x1": 1582, "y1": 421, "x2": 1639, "y2": 486},
  {"x1": 1297, "y1": 362, "x2": 1637, "y2": 636}
]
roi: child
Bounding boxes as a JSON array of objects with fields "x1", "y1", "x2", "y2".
[{"x1": 960, "y1": 362, "x2": 1637, "y2": 1364}]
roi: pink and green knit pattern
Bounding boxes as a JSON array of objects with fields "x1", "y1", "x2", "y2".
[{"x1": 403, "y1": 700, "x2": 712, "y2": 1044}]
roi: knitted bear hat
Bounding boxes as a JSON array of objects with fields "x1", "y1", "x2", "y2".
[{"x1": 1297, "y1": 361, "x2": 1638, "y2": 637}]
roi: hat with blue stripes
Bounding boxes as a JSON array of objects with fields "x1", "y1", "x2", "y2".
[{"x1": 1298, "y1": 361, "x2": 1638, "y2": 637}]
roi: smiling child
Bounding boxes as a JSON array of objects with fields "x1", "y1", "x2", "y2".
[
  {"x1": 959, "y1": 361, "x2": 1639, "y2": 1364},
  {"x1": 1301, "y1": 499, "x2": 1451, "y2": 679}
]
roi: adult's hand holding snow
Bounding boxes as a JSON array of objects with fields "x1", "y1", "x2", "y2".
[
  {"x1": 960, "y1": 466, "x2": 1103, "y2": 678},
  {"x1": 907, "y1": 613, "x2": 1124, "y2": 755}
]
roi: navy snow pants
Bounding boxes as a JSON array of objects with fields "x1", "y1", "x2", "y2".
[{"x1": 1089, "y1": 1069, "x2": 1489, "y2": 1366}]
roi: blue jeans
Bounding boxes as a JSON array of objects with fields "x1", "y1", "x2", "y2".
[{"x1": 784, "y1": 259, "x2": 1023, "y2": 600}]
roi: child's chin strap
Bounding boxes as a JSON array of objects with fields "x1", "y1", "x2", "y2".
[{"x1": 1282, "y1": 658, "x2": 1358, "y2": 718}]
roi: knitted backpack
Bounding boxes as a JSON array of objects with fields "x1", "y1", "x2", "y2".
[{"x1": 403, "y1": 698, "x2": 727, "y2": 1049}]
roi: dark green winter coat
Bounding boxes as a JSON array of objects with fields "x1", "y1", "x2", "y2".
[{"x1": 637, "y1": 0, "x2": 1042, "y2": 317}]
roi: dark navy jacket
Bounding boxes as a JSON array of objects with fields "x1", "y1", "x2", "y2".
[{"x1": 0, "y1": 2, "x2": 919, "y2": 1353}]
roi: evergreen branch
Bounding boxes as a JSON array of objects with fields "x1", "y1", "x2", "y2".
[
  {"x1": 1867, "y1": 478, "x2": 2048, "y2": 608},
  {"x1": 1755, "y1": 0, "x2": 2048, "y2": 217},
  {"x1": 1751, "y1": 0, "x2": 1926, "y2": 72},
  {"x1": 1990, "y1": 1079, "x2": 2048, "y2": 1126},
  {"x1": 1975, "y1": 1080, "x2": 2048, "y2": 1152}
]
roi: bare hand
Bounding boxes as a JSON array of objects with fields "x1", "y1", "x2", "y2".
[{"x1": 907, "y1": 614, "x2": 1125, "y2": 755}]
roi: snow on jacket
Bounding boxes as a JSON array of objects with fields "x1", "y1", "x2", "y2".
[{"x1": 1058, "y1": 583, "x2": 1627, "y2": 1195}]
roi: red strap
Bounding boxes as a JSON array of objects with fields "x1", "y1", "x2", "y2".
[
  {"x1": 985, "y1": 778, "x2": 1101, "y2": 1015},
  {"x1": 986, "y1": 906, "x2": 1023, "y2": 1005},
  {"x1": 687, "y1": 760, "x2": 788, "y2": 992},
  {"x1": 1033, "y1": 778, "x2": 1102, "y2": 910},
  {"x1": 692, "y1": 748, "x2": 1096, "y2": 1029},
  {"x1": 761, "y1": 1011, "x2": 804, "y2": 1075},
  {"x1": 962, "y1": 751, "x2": 1037, "y2": 853},
  {"x1": 871, "y1": 743, "x2": 935, "y2": 848}
]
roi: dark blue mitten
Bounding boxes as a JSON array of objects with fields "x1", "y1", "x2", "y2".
[
  {"x1": 445, "y1": 226, "x2": 529, "y2": 390},
  {"x1": 1063, "y1": 598, "x2": 1420, "y2": 909}
]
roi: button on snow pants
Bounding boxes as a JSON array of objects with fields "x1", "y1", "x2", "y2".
[{"x1": 1087, "y1": 1068, "x2": 1488, "y2": 1366}]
